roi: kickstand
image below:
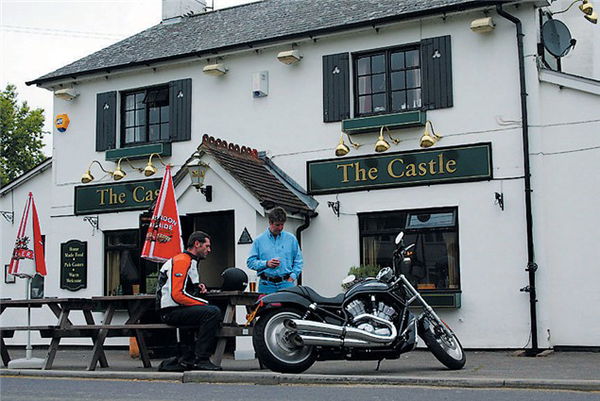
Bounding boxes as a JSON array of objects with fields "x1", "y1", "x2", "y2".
[{"x1": 375, "y1": 359, "x2": 383, "y2": 371}]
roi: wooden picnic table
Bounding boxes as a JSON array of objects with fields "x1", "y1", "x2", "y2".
[{"x1": 0, "y1": 291, "x2": 260, "y2": 370}]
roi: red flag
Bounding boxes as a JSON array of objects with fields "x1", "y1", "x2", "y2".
[
  {"x1": 141, "y1": 165, "x2": 182, "y2": 262},
  {"x1": 9, "y1": 192, "x2": 47, "y2": 278}
]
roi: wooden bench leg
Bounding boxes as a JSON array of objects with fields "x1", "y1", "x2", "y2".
[
  {"x1": 212, "y1": 303, "x2": 235, "y2": 366},
  {"x1": 87, "y1": 306, "x2": 115, "y2": 371},
  {"x1": 135, "y1": 330, "x2": 152, "y2": 368},
  {"x1": 83, "y1": 310, "x2": 108, "y2": 368},
  {"x1": 1, "y1": 337, "x2": 10, "y2": 367},
  {"x1": 43, "y1": 336, "x2": 61, "y2": 370}
]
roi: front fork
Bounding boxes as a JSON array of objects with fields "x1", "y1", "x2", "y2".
[{"x1": 395, "y1": 274, "x2": 454, "y2": 338}]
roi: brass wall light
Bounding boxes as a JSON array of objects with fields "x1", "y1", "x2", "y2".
[
  {"x1": 186, "y1": 161, "x2": 212, "y2": 202},
  {"x1": 143, "y1": 153, "x2": 167, "y2": 177},
  {"x1": 551, "y1": 0, "x2": 598, "y2": 24},
  {"x1": 335, "y1": 133, "x2": 361, "y2": 157},
  {"x1": 375, "y1": 126, "x2": 401, "y2": 153},
  {"x1": 420, "y1": 120, "x2": 443, "y2": 148},
  {"x1": 112, "y1": 157, "x2": 143, "y2": 181},
  {"x1": 81, "y1": 160, "x2": 114, "y2": 183}
]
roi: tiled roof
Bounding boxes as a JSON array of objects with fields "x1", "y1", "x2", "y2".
[
  {"x1": 197, "y1": 135, "x2": 317, "y2": 216},
  {"x1": 28, "y1": 0, "x2": 496, "y2": 85}
]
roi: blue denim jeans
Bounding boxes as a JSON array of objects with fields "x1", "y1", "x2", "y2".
[{"x1": 258, "y1": 279, "x2": 295, "y2": 294}]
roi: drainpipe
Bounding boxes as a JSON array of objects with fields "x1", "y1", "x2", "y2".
[
  {"x1": 295, "y1": 214, "x2": 312, "y2": 285},
  {"x1": 496, "y1": 4, "x2": 540, "y2": 356}
]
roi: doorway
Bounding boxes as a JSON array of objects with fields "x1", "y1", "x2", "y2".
[{"x1": 181, "y1": 210, "x2": 235, "y2": 289}]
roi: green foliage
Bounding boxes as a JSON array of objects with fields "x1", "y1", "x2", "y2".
[
  {"x1": 348, "y1": 264, "x2": 381, "y2": 279},
  {"x1": 0, "y1": 84, "x2": 48, "y2": 186}
]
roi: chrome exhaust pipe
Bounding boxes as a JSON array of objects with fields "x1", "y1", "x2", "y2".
[
  {"x1": 295, "y1": 334, "x2": 385, "y2": 347},
  {"x1": 285, "y1": 315, "x2": 397, "y2": 345}
]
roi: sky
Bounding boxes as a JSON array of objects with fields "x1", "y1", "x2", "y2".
[{"x1": 0, "y1": 0, "x2": 252, "y2": 154}]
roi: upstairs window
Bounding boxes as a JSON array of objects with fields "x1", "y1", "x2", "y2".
[
  {"x1": 121, "y1": 86, "x2": 170, "y2": 146},
  {"x1": 355, "y1": 46, "x2": 421, "y2": 117}
]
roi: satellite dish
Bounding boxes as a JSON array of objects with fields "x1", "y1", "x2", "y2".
[{"x1": 542, "y1": 19, "x2": 575, "y2": 58}]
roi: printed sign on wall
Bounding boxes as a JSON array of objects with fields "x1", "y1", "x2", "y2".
[{"x1": 60, "y1": 240, "x2": 87, "y2": 291}]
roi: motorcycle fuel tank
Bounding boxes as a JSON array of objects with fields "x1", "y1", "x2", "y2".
[{"x1": 345, "y1": 279, "x2": 390, "y2": 298}]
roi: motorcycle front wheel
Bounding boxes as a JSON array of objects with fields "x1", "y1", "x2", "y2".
[
  {"x1": 418, "y1": 316, "x2": 466, "y2": 370},
  {"x1": 252, "y1": 307, "x2": 317, "y2": 373}
]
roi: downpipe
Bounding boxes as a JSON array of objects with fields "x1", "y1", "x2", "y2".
[{"x1": 284, "y1": 315, "x2": 397, "y2": 347}]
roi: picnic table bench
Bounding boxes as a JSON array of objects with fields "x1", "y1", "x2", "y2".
[{"x1": 0, "y1": 291, "x2": 259, "y2": 370}]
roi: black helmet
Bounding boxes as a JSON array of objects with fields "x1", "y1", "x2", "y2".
[{"x1": 221, "y1": 267, "x2": 248, "y2": 291}]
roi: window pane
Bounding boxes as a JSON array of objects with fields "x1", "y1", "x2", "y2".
[
  {"x1": 391, "y1": 52, "x2": 405, "y2": 70},
  {"x1": 391, "y1": 71, "x2": 406, "y2": 90},
  {"x1": 372, "y1": 73, "x2": 386, "y2": 92},
  {"x1": 406, "y1": 70, "x2": 421, "y2": 88},
  {"x1": 359, "y1": 95, "x2": 372, "y2": 114},
  {"x1": 136, "y1": 110, "x2": 145, "y2": 126},
  {"x1": 135, "y1": 126, "x2": 145, "y2": 142},
  {"x1": 135, "y1": 93, "x2": 145, "y2": 107},
  {"x1": 125, "y1": 128, "x2": 135, "y2": 143},
  {"x1": 125, "y1": 111, "x2": 135, "y2": 127},
  {"x1": 407, "y1": 89, "x2": 421, "y2": 109},
  {"x1": 160, "y1": 106, "x2": 169, "y2": 123},
  {"x1": 358, "y1": 76, "x2": 371, "y2": 95},
  {"x1": 149, "y1": 107, "x2": 159, "y2": 124},
  {"x1": 125, "y1": 94, "x2": 135, "y2": 110},
  {"x1": 372, "y1": 93, "x2": 386, "y2": 113},
  {"x1": 392, "y1": 91, "x2": 406, "y2": 111},
  {"x1": 371, "y1": 54, "x2": 385, "y2": 74},
  {"x1": 407, "y1": 211, "x2": 455, "y2": 229},
  {"x1": 149, "y1": 124, "x2": 159, "y2": 142},
  {"x1": 160, "y1": 123, "x2": 170, "y2": 140},
  {"x1": 357, "y1": 57, "x2": 370, "y2": 75},
  {"x1": 406, "y1": 49, "x2": 419, "y2": 67}
]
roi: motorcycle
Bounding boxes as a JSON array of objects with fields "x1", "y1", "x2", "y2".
[{"x1": 248, "y1": 232, "x2": 466, "y2": 373}]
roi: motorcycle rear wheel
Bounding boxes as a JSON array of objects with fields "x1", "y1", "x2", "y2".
[
  {"x1": 252, "y1": 307, "x2": 317, "y2": 373},
  {"x1": 418, "y1": 316, "x2": 466, "y2": 370}
]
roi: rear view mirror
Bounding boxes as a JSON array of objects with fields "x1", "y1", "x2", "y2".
[{"x1": 395, "y1": 232, "x2": 404, "y2": 245}]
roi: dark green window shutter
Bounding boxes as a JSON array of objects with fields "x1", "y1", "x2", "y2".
[
  {"x1": 420, "y1": 36, "x2": 453, "y2": 110},
  {"x1": 95, "y1": 91, "x2": 116, "y2": 151},
  {"x1": 323, "y1": 53, "x2": 350, "y2": 122},
  {"x1": 169, "y1": 78, "x2": 192, "y2": 142}
]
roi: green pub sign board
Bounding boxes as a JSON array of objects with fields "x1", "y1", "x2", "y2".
[
  {"x1": 307, "y1": 143, "x2": 492, "y2": 194},
  {"x1": 74, "y1": 179, "x2": 162, "y2": 215}
]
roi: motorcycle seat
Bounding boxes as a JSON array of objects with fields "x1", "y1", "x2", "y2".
[{"x1": 282, "y1": 286, "x2": 344, "y2": 305}]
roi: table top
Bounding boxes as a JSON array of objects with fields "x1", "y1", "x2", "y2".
[{"x1": 2, "y1": 291, "x2": 261, "y2": 307}]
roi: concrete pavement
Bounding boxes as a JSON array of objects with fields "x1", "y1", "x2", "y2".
[{"x1": 1, "y1": 347, "x2": 599, "y2": 391}]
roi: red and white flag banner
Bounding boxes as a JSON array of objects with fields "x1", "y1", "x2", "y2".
[
  {"x1": 9, "y1": 192, "x2": 47, "y2": 278},
  {"x1": 141, "y1": 165, "x2": 182, "y2": 263}
]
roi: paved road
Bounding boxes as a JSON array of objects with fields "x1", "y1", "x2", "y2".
[{"x1": 1, "y1": 377, "x2": 598, "y2": 401}]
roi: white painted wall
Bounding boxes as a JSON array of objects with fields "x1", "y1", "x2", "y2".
[{"x1": 4, "y1": 3, "x2": 599, "y2": 348}]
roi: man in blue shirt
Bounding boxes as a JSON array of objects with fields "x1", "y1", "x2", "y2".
[{"x1": 247, "y1": 207, "x2": 303, "y2": 294}]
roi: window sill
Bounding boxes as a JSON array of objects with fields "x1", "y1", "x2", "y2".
[
  {"x1": 105, "y1": 142, "x2": 172, "y2": 161},
  {"x1": 342, "y1": 110, "x2": 426, "y2": 134},
  {"x1": 411, "y1": 290, "x2": 461, "y2": 308}
]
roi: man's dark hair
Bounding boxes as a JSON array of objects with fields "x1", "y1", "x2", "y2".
[
  {"x1": 187, "y1": 231, "x2": 210, "y2": 249},
  {"x1": 268, "y1": 207, "x2": 287, "y2": 224}
]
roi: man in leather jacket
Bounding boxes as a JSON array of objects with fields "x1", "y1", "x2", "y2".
[{"x1": 156, "y1": 231, "x2": 222, "y2": 371}]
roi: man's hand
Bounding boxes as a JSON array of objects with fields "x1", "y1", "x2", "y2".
[
  {"x1": 286, "y1": 277, "x2": 294, "y2": 282},
  {"x1": 266, "y1": 258, "x2": 281, "y2": 268},
  {"x1": 198, "y1": 283, "x2": 207, "y2": 293}
]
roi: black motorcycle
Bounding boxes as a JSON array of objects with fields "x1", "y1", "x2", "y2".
[{"x1": 248, "y1": 232, "x2": 466, "y2": 373}]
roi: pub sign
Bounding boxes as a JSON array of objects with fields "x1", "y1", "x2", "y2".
[
  {"x1": 60, "y1": 240, "x2": 87, "y2": 291},
  {"x1": 74, "y1": 178, "x2": 161, "y2": 215},
  {"x1": 307, "y1": 143, "x2": 492, "y2": 194}
]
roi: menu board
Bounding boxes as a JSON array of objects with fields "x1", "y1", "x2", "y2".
[{"x1": 60, "y1": 240, "x2": 87, "y2": 291}]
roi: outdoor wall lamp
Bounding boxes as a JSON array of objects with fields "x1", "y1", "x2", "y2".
[
  {"x1": 419, "y1": 120, "x2": 443, "y2": 148},
  {"x1": 81, "y1": 160, "x2": 114, "y2": 183},
  {"x1": 112, "y1": 157, "x2": 143, "y2": 181},
  {"x1": 551, "y1": 0, "x2": 598, "y2": 24},
  {"x1": 203, "y1": 63, "x2": 228, "y2": 76},
  {"x1": 143, "y1": 153, "x2": 167, "y2": 177},
  {"x1": 186, "y1": 161, "x2": 212, "y2": 202},
  {"x1": 277, "y1": 49, "x2": 303, "y2": 64},
  {"x1": 375, "y1": 126, "x2": 401, "y2": 153},
  {"x1": 335, "y1": 133, "x2": 361, "y2": 157}
]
